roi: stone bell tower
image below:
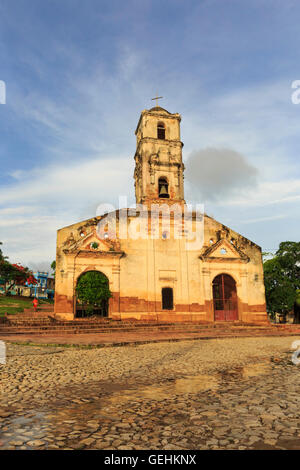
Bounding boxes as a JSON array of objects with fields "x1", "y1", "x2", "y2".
[{"x1": 134, "y1": 105, "x2": 185, "y2": 207}]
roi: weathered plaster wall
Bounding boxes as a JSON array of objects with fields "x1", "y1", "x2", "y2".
[{"x1": 54, "y1": 211, "x2": 267, "y2": 324}]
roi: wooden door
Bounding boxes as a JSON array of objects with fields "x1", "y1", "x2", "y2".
[{"x1": 213, "y1": 274, "x2": 238, "y2": 321}]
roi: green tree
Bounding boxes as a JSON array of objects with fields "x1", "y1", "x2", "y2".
[
  {"x1": 296, "y1": 290, "x2": 300, "y2": 307},
  {"x1": 276, "y1": 241, "x2": 300, "y2": 288},
  {"x1": 75, "y1": 271, "x2": 111, "y2": 316},
  {"x1": 51, "y1": 260, "x2": 56, "y2": 278},
  {"x1": 0, "y1": 242, "x2": 36, "y2": 294},
  {"x1": 263, "y1": 241, "x2": 300, "y2": 317},
  {"x1": 0, "y1": 242, "x2": 16, "y2": 292},
  {"x1": 0, "y1": 242, "x2": 8, "y2": 263}
]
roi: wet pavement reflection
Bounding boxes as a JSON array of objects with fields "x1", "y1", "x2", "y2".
[{"x1": 0, "y1": 358, "x2": 277, "y2": 450}]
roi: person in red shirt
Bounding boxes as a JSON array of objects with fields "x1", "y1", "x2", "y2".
[{"x1": 33, "y1": 298, "x2": 38, "y2": 313}]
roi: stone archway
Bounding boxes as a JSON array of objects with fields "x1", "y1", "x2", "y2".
[
  {"x1": 75, "y1": 271, "x2": 110, "y2": 318},
  {"x1": 212, "y1": 273, "x2": 238, "y2": 321}
]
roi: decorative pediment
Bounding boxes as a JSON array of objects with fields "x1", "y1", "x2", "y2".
[
  {"x1": 62, "y1": 228, "x2": 123, "y2": 256},
  {"x1": 199, "y1": 238, "x2": 250, "y2": 263}
]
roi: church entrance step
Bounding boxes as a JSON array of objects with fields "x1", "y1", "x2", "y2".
[{"x1": 1, "y1": 322, "x2": 299, "y2": 336}]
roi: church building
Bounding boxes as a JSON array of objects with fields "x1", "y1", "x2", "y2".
[{"x1": 54, "y1": 105, "x2": 268, "y2": 324}]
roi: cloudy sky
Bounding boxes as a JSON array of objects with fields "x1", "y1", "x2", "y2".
[{"x1": 0, "y1": 0, "x2": 299, "y2": 271}]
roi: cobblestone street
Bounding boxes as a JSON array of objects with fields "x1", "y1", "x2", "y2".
[{"x1": 1, "y1": 337, "x2": 300, "y2": 450}]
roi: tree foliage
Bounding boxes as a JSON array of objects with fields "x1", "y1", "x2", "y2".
[
  {"x1": 0, "y1": 242, "x2": 8, "y2": 263},
  {"x1": 263, "y1": 241, "x2": 300, "y2": 315},
  {"x1": 0, "y1": 242, "x2": 37, "y2": 293},
  {"x1": 75, "y1": 271, "x2": 111, "y2": 314},
  {"x1": 296, "y1": 289, "x2": 300, "y2": 308},
  {"x1": 51, "y1": 260, "x2": 56, "y2": 277}
]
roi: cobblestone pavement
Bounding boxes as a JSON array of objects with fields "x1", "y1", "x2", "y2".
[{"x1": 1, "y1": 336, "x2": 300, "y2": 450}]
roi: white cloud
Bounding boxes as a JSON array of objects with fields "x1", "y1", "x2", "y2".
[
  {"x1": 238, "y1": 214, "x2": 288, "y2": 224},
  {"x1": 0, "y1": 206, "x2": 36, "y2": 215},
  {"x1": 181, "y1": 79, "x2": 300, "y2": 182},
  {"x1": 216, "y1": 179, "x2": 300, "y2": 207},
  {"x1": 0, "y1": 157, "x2": 133, "y2": 206},
  {"x1": 0, "y1": 156, "x2": 135, "y2": 269}
]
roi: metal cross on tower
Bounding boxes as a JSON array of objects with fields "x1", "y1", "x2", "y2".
[{"x1": 151, "y1": 94, "x2": 163, "y2": 107}]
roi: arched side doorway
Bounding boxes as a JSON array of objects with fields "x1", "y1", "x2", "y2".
[
  {"x1": 212, "y1": 274, "x2": 238, "y2": 321},
  {"x1": 75, "y1": 271, "x2": 110, "y2": 318}
]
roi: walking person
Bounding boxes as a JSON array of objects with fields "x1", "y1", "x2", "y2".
[{"x1": 33, "y1": 297, "x2": 38, "y2": 313}]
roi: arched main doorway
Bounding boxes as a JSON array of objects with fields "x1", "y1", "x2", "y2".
[
  {"x1": 75, "y1": 271, "x2": 110, "y2": 318},
  {"x1": 212, "y1": 274, "x2": 238, "y2": 321}
]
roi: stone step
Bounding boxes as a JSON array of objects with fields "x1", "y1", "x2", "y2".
[
  {"x1": 0, "y1": 323, "x2": 294, "y2": 336},
  {"x1": 1, "y1": 314, "x2": 298, "y2": 337},
  {"x1": 1, "y1": 318, "x2": 288, "y2": 328},
  {"x1": 0, "y1": 325, "x2": 260, "y2": 334},
  {"x1": 24, "y1": 305, "x2": 54, "y2": 310},
  {"x1": 2, "y1": 320, "x2": 271, "y2": 330},
  {"x1": 23, "y1": 308, "x2": 53, "y2": 311},
  {"x1": 0, "y1": 324, "x2": 228, "y2": 332},
  {"x1": 6, "y1": 315, "x2": 54, "y2": 320},
  {"x1": 0, "y1": 327, "x2": 297, "y2": 337},
  {"x1": 4, "y1": 317, "x2": 264, "y2": 326},
  {"x1": 6, "y1": 319, "x2": 172, "y2": 326}
]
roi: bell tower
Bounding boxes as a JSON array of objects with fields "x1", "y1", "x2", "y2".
[{"x1": 134, "y1": 105, "x2": 185, "y2": 207}]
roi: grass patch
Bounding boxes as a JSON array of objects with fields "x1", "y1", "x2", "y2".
[{"x1": 0, "y1": 295, "x2": 53, "y2": 316}]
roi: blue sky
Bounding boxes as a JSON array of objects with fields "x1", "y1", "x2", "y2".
[{"x1": 0, "y1": 0, "x2": 299, "y2": 271}]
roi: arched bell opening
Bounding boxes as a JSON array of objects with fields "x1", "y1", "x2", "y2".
[
  {"x1": 157, "y1": 122, "x2": 165, "y2": 140},
  {"x1": 158, "y1": 177, "x2": 170, "y2": 199}
]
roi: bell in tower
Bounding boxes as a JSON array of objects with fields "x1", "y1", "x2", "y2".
[{"x1": 158, "y1": 177, "x2": 169, "y2": 198}]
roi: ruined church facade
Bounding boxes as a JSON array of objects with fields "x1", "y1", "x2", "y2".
[{"x1": 54, "y1": 106, "x2": 268, "y2": 323}]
